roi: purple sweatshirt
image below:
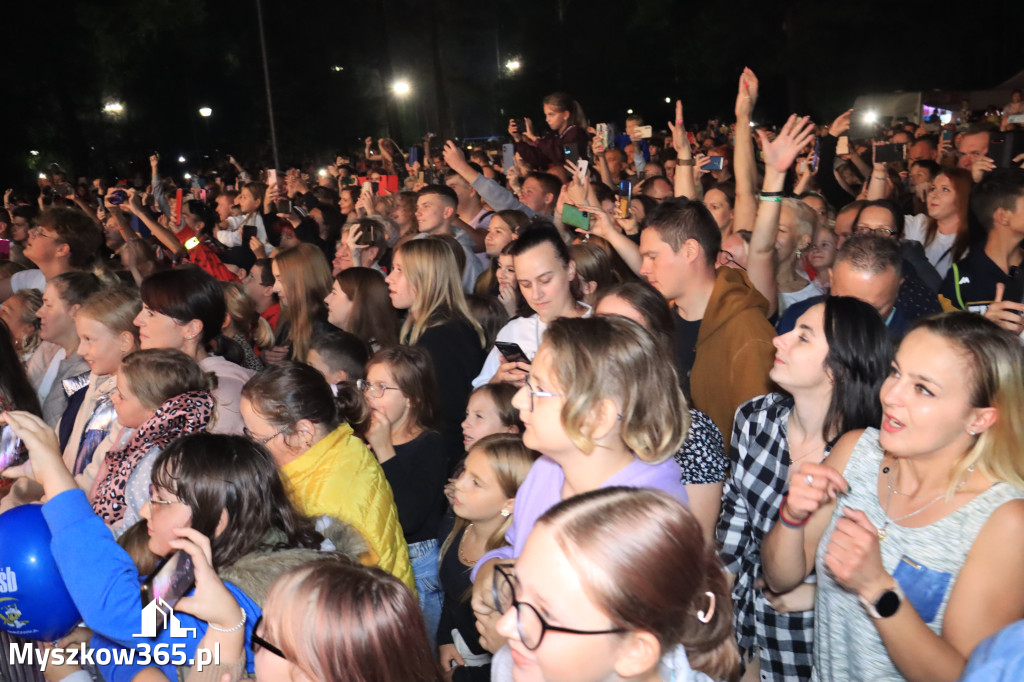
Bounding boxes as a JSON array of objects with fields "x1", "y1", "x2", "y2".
[{"x1": 471, "y1": 455, "x2": 689, "y2": 580}]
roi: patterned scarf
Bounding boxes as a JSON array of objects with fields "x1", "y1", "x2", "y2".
[{"x1": 90, "y1": 390, "x2": 214, "y2": 524}]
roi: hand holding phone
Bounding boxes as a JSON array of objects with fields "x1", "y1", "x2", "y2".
[
  {"x1": 141, "y1": 550, "x2": 195, "y2": 616},
  {"x1": 495, "y1": 341, "x2": 531, "y2": 365},
  {"x1": 0, "y1": 426, "x2": 26, "y2": 474}
]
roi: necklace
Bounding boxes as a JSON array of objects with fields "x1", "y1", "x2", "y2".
[
  {"x1": 877, "y1": 461, "x2": 975, "y2": 541},
  {"x1": 458, "y1": 523, "x2": 477, "y2": 566}
]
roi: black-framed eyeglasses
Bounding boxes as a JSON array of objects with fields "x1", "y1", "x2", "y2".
[
  {"x1": 243, "y1": 425, "x2": 287, "y2": 446},
  {"x1": 250, "y1": 615, "x2": 286, "y2": 660},
  {"x1": 356, "y1": 378, "x2": 401, "y2": 399},
  {"x1": 491, "y1": 565, "x2": 626, "y2": 651},
  {"x1": 523, "y1": 376, "x2": 563, "y2": 412}
]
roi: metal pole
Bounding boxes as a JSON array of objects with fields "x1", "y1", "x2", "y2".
[{"x1": 256, "y1": 0, "x2": 280, "y2": 170}]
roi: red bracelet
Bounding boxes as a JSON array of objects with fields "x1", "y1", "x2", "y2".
[{"x1": 779, "y1": 495, "x2": 810, "y2": 528}]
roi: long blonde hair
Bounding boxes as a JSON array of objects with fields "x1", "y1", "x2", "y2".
[
  {"x1": 910, "y1": 313, "x2": 1024, "y2": 497},
  {"x1": 274, "y1": 243, "x2": 333, "y2": 361},
  {"x1": 395, "y1": 238, "x2": 484, "y2": 347}
]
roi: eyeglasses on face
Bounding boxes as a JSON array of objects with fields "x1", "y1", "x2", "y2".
[
  {"x1": 491, "y1": 565, "x2": 626, "y2": 651},
  {"x1": 854, "y1": 225, "x2": 895, "y2": 237},
  {"x1": 523, "y1": 376, "x2": 564, "y2": 412},
  {"x1": 356, "y1": 379, "x2": 401, "y2": 399},
  {"x1": 147, "y1": 485, "x2": 178, "y2": 507},
  {"x1": 250, "y1": 615, "x2": 287, "y2": 660},
  {"x1": 28, "y1": 227, "x2": 61, "y2": 241},
  {"x1": 243, "y1": 424, "x2": 287, "y2": 445}
]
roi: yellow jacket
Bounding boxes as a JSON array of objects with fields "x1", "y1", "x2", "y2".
[{"x1": 281, "y1": 423, "x2": 416, "y2": 593}]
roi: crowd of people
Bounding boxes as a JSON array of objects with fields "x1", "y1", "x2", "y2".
[{"x1": 1, "y1": 68, "x2": 1024, "y2": 682}]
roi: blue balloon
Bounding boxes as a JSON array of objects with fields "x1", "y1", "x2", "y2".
[{"x1": 0, "y1": 505, "x2": 80, "y2": 641}]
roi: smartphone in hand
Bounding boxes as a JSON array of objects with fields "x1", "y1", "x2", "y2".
[
  {"x1": 140, "y1": 550, "x2": 195, "y2": 620},
  {"x1": 495, "y1": 341, "x2": 531, "y2": 365}
]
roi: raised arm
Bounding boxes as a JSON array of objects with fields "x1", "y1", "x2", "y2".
[
  {"x1": 748, "y1": 114, "x2": 816, "y2": 317},
  {"x1": 732, "y1": 68, "x2": 760, "y2": 233},
  {"x1": 124, "y1": 190, "x2": 186, "y2": 257},
  {"x1": 668, "y1": 100, "x2": 698, "y2": 200}
]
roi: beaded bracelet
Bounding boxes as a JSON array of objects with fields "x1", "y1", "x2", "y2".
[
  {"x1": 207, "y1": 608, "x2": 247, "y2": 633},
  {"x1": 779, "y1": 495, "x2": 810, "y2": 528}
]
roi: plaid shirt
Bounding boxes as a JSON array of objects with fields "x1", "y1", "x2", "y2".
[{"x1": 717, "y1": 394, "x2": 823, "y2": 681}]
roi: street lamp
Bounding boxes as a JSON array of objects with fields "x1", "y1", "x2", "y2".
[
  {"x1": 505, "y1": 59, "x2": 521, "y2": 73},
  {"x1": 864, "y1": 110, "x2": 878, "y2": 124},
  {"x1": 392, "y1": 79, "x2": 411, "y2": 97},
  {"x1": 199, "y1": 107, "x2": 213, "y2": 117},
  {"x1": 103, "y1": 101, "x2": 124, "y2": 115},
  {"x1": 178, "y1": 155, "x2": 186, "y2": 163}
]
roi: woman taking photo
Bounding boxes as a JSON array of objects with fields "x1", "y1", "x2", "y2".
[
  {"x1": 718, "y1": 296, "x2": 892, "y2": 681},
  {"x1": 135, "y1": 266, "x2": 255, "y2": 434},
  {"x1": 240, "y1": 362, "x2": 415, "y2": 592},
  {"x1": 386, "y1": 238, "x2": 487, "y2": 472},
  {"x1": 762, "y1": 312, "x2": 1024, "y2": 681},
  {"x1": 510, "y1": 92, "x2": 588, "y2": 171}
]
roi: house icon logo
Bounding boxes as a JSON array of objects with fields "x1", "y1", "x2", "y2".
[{"x1": 134, "y1": 598, "x2": 197, "y2": 638}]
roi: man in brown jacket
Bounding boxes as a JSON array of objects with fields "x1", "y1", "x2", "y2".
[{"x1": 639, "y1": 197, "x2": 776, "y2": 448}]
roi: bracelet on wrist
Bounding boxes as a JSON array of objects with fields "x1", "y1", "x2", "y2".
[
  {"x1": 678, "y1": 159, "x2": 696, "y2": 167},
  {"x1": 760, "y1": 190, "x2": 784, "y2": 197},
  {"x1": 759, "y1": 195, "x2": 783, "y2": 203},
  {"x1": 207, "y1": 608, "x2": 247, "y2": 633},
  {"x1": 779, "y1": 495, "x2": 810, "y2": 528}
]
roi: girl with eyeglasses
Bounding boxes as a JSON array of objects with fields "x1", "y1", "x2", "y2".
[
  {"x1": 489, "y1": 486, "x2": 739, "y2": 682},
  {"x1": 470, "y1": 316, "x2": 690, "y2": 656},
  {"x1": 247, "y1": 553, "x2": 443, "y2": 682},
  {"x1": 240, "y1": 361, "x2": 414, "y2": 593},
  {"x1": 0, "y1": 428, "x2": 362, "y2": 682},
  {"x1": 361, "y1": 345, "x2": 449, "y2": 646}
]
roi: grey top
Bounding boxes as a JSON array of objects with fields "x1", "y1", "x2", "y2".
[{"x1": 812, "y1": 428, "x2": 1023, "y2": 681}]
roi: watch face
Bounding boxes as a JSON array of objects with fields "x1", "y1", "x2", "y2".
[{"x1": 876, "y1": 590, "x2": 901, "y2": 618}]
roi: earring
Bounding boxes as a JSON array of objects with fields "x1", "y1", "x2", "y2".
[
  {"x1": 968, "y1": 430, "x2": 976, "y2": 436},
  {"x1": 697, "y1": 591, "x2": 716, "y2": 624},
  {"x1": 500, "y1": 509, "x2": 511, "y2": 518}
]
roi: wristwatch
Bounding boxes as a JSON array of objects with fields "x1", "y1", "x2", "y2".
[{"x1": 859, "y1": 582, "x2": 904, "y2": 619}]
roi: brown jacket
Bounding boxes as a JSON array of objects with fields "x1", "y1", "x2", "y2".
[{"x1": 689, "y1": 268, "x2": 776, "y2": 451}]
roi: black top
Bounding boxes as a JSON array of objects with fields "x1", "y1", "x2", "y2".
[
  {"x1": 940, "y1": 247, "x2": 1024, "y2": 312},
  {"x1": 416, "y1": 319, "x2": 486, "y2": 474},
  {"x1": 895, "y1": 260, "x2": 942, "y2": 321},
  {"x1": 381, "y1": 431, "x2": 448, "y2": 544},
  {"x1": 436, "y1": 514, "x2": 490, "y2": 661},
  {"x1": 673, "y1": 312, "x2": 701, "y2": 398}
]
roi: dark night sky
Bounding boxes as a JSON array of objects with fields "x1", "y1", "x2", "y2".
[{"x1": 4, "y1": 0, "x2": 1023, "y2": 185}]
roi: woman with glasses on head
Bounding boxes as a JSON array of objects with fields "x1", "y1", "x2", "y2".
[
  {"x1": 361, "y1": 345, "x2": 449, "y2": 646},
  {"x1": 489, "y1": 487, "x2": 739, "y2": 682},
  {"x1": 240, "y1": 361, "x2": 415, "y2": 593},
  {"x1": 470, "y1": 316, "x2": 690, "y2": 656}
]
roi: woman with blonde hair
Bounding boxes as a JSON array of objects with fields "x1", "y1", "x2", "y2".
[
  {"x1": 762, "y1": 312, "x2": 1024, "y2": 681},
  {"x1": 386, "y1": 237, "x2": 487, "y2": 472},
  {"x1": 269, "y1": 242, "x2": 334, "y2": 363},
  {"x1": 221, "y1": 280, "x2": 274, "y2": 371}
]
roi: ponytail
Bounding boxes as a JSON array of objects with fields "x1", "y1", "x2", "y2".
[{"x1": 335, "y1": 380, "x2": 370, "y2": 437}]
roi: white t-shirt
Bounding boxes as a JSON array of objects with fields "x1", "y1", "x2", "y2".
[
  {"x1": 904, "y1": 213, "x2": 955, "y2": 280},
  {"x1": 215, "y1": 213, "x2": 268, "y2": 248},
  {"x1": 11, "y1": 268, "x2": 46, "y2": 293}
]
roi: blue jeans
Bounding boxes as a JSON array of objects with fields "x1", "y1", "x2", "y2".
[{"x1": 408, "y1": 538, "x2": 443, "y2": 649}]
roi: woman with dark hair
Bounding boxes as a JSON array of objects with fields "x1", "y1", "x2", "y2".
[
  {"x1": 240, "y1": 361, "x2": 414, "y2": 592},
  {"x1": 473, "y1": 225, "x2": 589, "y2": 387},
  {"x1": 717, "y1": 296, "x2": 893, "y2": 681},
  {"x1": 594, "y1": 281, "x2": 727, "y2": 546},
  {"x1": 338, "y1": 185, "x2": 361, "y2": 223},
  {"x1": 0, "y1": 424, "x2": 364, "y2": 681},
  {"x1": 510, "y1": 91, "x2": 588, "y2": 171},
  {"x1": 135, "y1": 266, "x2": 255, "y2": 434},
  {"x1": 0, "y1": 321, "x2": 41, "y2": 416},
  {"x1": 325, "y1": 266, "x2": 399, "y2": 351}
]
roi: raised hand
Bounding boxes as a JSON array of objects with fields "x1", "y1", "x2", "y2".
[
  {"x1": 667, "y1": 100, "x2": 690, "y2": 157},
  {"x1": 784, "y1": 461, "x2": 850, "y2": 524},
  {"x1": 757, "y1": 115, "x2": 816, "y2": 173},
  {"x1": 984, "y1": 282, "x2": 1024, "y2": 333},
  {"x1": 735, "y1": 67, "x2": 759, "y2": 119},
  {"x1": 829, "y1": 109, "x2": 853, "y2": 138}
]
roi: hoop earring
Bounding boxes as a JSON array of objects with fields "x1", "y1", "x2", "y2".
[{"x1": 697, "y1": 592, "x2": 716, "y2": 624}]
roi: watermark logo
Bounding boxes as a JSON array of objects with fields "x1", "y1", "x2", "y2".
[{"x1": 134, "y1": 598, "x2": 197, "y2": 639}]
